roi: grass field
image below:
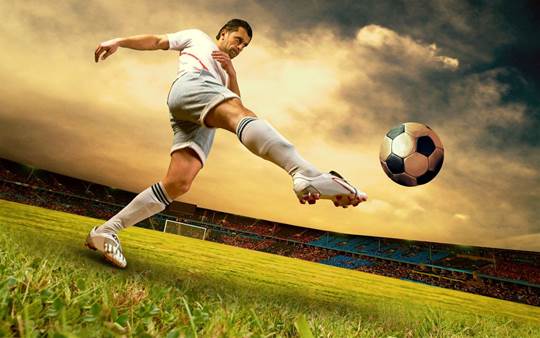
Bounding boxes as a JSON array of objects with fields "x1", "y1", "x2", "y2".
[{"x1": 0, "y1": 199, "x2": 539, "y2": 337}]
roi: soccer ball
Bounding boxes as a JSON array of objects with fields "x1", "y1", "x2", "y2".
[{"x1": 379, "y1": 122, "x2": 444, "y2": 186}]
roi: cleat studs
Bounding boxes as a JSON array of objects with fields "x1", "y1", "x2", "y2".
[
  {"x1": 333, "y1": 201, "x2": 339, "y2": 207},
  {"x1": 308, "y1": 200, "x2": 316, "y2": 205},
  {"x1": 300, "y1": 199, "x2": 306, "y2": 204}
]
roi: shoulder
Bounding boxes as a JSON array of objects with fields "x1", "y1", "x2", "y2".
[
  {"x1": 174, "y1": 29, "x2": 210, "y2": 39},
  {"x1": 167, "y1": 29, "x2": 214, "y2": 50},
  {"x1": 186, "y1": 29, "x2": 214, "y2": 42}
]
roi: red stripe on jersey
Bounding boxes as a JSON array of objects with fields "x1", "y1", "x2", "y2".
[{"x1": 180, "y1": 52, "x2": 209, "y2": 71}]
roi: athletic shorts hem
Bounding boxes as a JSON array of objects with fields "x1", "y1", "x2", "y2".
[
  {"x1": 170, "y1": 141, "x2": 207, "y2": 166},
  {"x1": 200, "y1": 93, "x2": 239, "y2": 128}
]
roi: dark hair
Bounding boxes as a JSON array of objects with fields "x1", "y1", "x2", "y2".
[{"x1": 216, "y1": 19, "x2": 253, "y2": 40}]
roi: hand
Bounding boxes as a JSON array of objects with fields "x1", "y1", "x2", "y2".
[
  {"x1": 94, "y1": 38, "x2": 120, "y2": 63},
  {"x1": 212, "y1": 50, "x2": 235, "y2": 76}
]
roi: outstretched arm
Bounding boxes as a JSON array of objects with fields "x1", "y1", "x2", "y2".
[{"x1": 94, "y1": 34, "x2": 169, "y2": 62}]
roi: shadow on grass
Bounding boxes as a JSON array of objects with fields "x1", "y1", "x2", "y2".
[{"x1": 6, "y1": 224, "x2": 386, "y2": 323}]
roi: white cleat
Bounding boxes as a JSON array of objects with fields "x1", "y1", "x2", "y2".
[
  {"x1": 85, "y1": 227, "x2": 127, "y2": 268},
  {"x1": 293, "y1": 171, "x2": 367, "y2": 207}
]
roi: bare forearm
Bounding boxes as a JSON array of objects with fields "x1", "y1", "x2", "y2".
[
  {"x1": 211, "y1": 50, "x2": 240, "y2": 95},
  {"x1": 228, "y1": 73, "x2": 241, "y2": 97},
  {"x1": 95, "y1": 34, "x2": 168, "y2": 62},
  {"x1": 116, "y1": 35, "x2": 168, "y2": 51}
]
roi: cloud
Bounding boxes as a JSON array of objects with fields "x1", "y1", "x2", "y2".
[
  {"x1": 355, "y1": 25, "x2": 459, "y2": 71},
  {"x1": 487, "y1": 233, "x2": 540, "y2": 252},
  {"x1": 0, "y1": 1, "x2": 538, "y2": 251},
  {"x1": 270, "y1": 23, "x2": 539, "y2": 249},
  {"x1": 285, "y1": 25, "x2": 463, "y2": 145},
  {"x1": 453, "y1": 214, "x2": 469, "y2": 221},
  {"x1": 361, "y1": 199, "x2": 393, "y2": 214}
]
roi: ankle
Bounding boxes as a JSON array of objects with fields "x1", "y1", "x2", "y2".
[
  {"x1": 292, "y1": 168, "x2": 321, "y2": 178},
  {"x1": 96, "y1": 223, "x2": 118, "y2": 235}
]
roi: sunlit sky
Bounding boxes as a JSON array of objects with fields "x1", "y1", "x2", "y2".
[{"x1": 1, "y1": 1, "x2": 539, "y2": 251}]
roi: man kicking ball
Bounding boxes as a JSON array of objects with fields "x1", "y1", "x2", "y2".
[{"x1": 86, "y1": 19, "x2": 367, "y2": 268}]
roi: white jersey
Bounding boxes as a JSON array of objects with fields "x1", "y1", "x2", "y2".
[{"x1": 167, "y1": 29, "x2": 229, "y2": 86}]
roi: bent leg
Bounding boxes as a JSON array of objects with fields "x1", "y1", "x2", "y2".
[
  {"x1": 97, "y1": 148, "x2": 202, "y2": 235},
  {"x1": 162, "y1": 148, "x2": 203, "y2": 199},
  {"x1": 204, "y1": 97, "x2": 256, "y2": 132}
]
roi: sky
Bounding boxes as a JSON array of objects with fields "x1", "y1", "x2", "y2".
[{"x1": 1, "y1": 1, "x2": 539, "y2": 251}]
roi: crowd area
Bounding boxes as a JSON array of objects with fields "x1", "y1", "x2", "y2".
[
  {"x1": 481, "y1": 260, "x2": 540, "y2": 284},
  {"x1": 196, "y1": 211, "x2": 324, "y2": 243},
  {"x1": 0, "y1": 160, "x2": 157, "y2": 229},
  {"x1": 1, "y1": 158, "x2": 539, "y2": 306},
  {"x1": 0, "y1": 160, "x2": 135, "y2": 206},
  {"x1": 212, "y1": 232, "x2": 277, "y2": 251},
  {"x1": 355, "y1": 256, "x2": 540, "y2": 306},
  {"x1": 207, "y1": 230, "x2": 540, "y2": 305},
  {"x1": 1, "y1": 180, "x2": 119, "y2": 220},
  {"x1": 207, "y1": 232, "x2": 334, "y2": 262},
  {"x1": 434, "y1": 255, "x2": 540, "y2": 285}
]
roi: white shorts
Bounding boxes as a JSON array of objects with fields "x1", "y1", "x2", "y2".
[{"x1": 166, "y1": 69, "x2": 239, "y2": 165}]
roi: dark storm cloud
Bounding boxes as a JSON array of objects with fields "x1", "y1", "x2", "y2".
[
  {"x1": 256, "y1": 0, "x2": 510, "y2": 60},
  {"x1": 256, "y1": 0, "x2": 540, "y2": 145},
  {"x1": 304, "y1": 30, "x2": 540, "y2": 235},
  {"x1": 256, "y1": 0, "x2": 539, "y2": 151}
]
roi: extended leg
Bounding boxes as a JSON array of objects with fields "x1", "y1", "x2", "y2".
[
  {"x1": 205, "y1": 98, "x2": 319, "y2": 177},
  {"x1": 204, "y1": 98, "x2": 367, "y2": 207}
]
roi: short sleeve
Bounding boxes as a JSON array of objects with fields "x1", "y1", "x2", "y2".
[{"x1": 166, "y1": 29, "x2": 196, "y2": 51}]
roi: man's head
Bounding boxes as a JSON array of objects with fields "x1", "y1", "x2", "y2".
[{"x1": 216, "y1": 19, "x2": 252, "y2": 59}]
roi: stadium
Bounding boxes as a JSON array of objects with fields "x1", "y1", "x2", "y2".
[
  {"x1": 3, "y1": 1, "x2": 540, "y2": 336},
  {"x1": 1, "y1": 157, "x2": 539, "y2": 336}
]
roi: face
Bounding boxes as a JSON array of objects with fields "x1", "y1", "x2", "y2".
[{"x1": 218, "y1": 27, "x2": 251, "y2": 59}]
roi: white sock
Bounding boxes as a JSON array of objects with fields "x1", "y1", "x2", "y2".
[
  {"x1": 97, "y1": 182, "x2": 172, "y2": 235},
  {"x1": 236, "y1": 117, "x2": 320, "y2": 177}
]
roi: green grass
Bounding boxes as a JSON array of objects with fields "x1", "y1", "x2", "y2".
[{"x1": 0, "y1": 199, "x2": 539, "y2": 337}]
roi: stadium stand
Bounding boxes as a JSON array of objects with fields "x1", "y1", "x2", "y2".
[
  {"x1": 480, "y1": 260, "x2": 540, "y2": 285},
  {"x1": 1, "y1": 157, "x2": 539, "y2": 306},
  {"x1": 320, "y1": 255, "x2": 375, "y2": 269}
]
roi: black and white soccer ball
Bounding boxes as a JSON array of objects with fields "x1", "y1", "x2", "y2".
[{"x1": 379, "y1": 122, "x2": 444, "y2": 187}]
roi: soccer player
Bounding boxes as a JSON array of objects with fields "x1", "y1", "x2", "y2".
[{"x1": 86, "y1": 19, "x2": 367, "y2": 268}]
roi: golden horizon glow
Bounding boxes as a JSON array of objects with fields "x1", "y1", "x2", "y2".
[{"x1": 0, "y1": 1, "x2": 538, "y2": 251}]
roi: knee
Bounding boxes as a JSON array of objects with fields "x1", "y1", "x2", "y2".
[
  {"x1": 227, "y1": 100, "x2": 257, "y2": 124},
  {"x1": 205, "y1": 98, "x2": 257, "y2": 132},
  {"x1": 236, "y1": 102, "x2": 256, "y2": 119},
  {"x1": 175, "y1": 180, "x2": 192, "y2": 196},
  {"x1": 163, "y1": 177, "x2": 193, "y2": 199}
]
